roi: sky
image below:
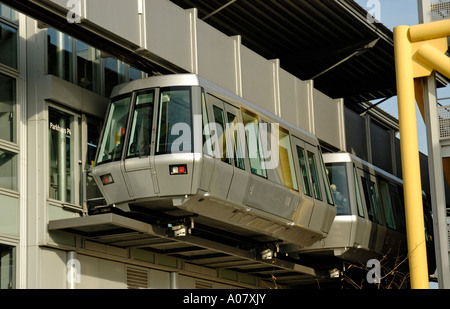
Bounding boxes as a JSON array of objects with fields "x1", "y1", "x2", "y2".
[{"x1": 354, "y1": 0, "x2": 450, "y2": 155}]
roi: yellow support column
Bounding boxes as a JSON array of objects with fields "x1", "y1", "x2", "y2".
[{"x1": 393, "y1": 26, "x2": 429, "y2": 289}]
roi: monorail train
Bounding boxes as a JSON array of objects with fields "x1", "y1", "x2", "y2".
[
  {"x1": 292, "y1": 152, "x2": 436, "y2": 277},
  {"x1": 91, "y1": 74, "x2": 337, "y2": 249}
]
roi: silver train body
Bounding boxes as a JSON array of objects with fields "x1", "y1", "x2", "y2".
[
  {"x1": 294, "y1": 152, "x2": 435, "y2": 269},
  {"x1": 92, "y1": 74, "x2": 337, "y2": 248}
]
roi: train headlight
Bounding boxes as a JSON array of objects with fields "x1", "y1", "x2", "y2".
[
  {"x1": 169, "y1": 164, "x2": 187, "y2": 175},
  {"x1": 101, "y1": 174, "x2": 114, "y2": 185}
]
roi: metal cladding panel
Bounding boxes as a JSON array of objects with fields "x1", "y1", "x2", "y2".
[
  {"x1": 85, "y1": 0, "x2": 141, "y2": 47},
  {"x1": 313, "y1": 88, "x2": 342, "y2": 150},
  {"x1": 197, "y1": 19, "x2": 239, "y2": 95},
  {"x1": 240, "y1": 46, "x2": 276, "y2": 115},
  {"x1": 145, "y1": 0, "x2": 194, "y2": 72},
  {"x1": 279, "y1": 69, "x2": 311, "y2": 133},
  {"x1": 370, "y1": 122, "x2": 392, "y2": 173},
  {"x1": 345, "y1": 108, "x2": 368, "y2": 161}
]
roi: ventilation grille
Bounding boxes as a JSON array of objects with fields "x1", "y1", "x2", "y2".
[
  {"x1": 126, "y1": 266, "x2": 148, "y2": 289},
  {"x1": 438, "y1": 106, "x2": 450, "y2": 140},
  {"x1": 431, "y1": 0, "x2": 450, "y2": 21}
]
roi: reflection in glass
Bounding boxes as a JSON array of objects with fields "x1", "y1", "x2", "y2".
[
  {"x1": 0, "y1": 73, "x2": 15, "y2": 143},
  {"x1": 0, "y1": 149, "x2": 17, "y2": 191},
  {"x1": 49, "y1": 108, "x2": 75, "y2": 203},
  {"x1": 127, "y1": 91, "x2": 154, "y2": 158},
  {"x1": 326, "y1": 163, "x2": 350, "y2": 215},
  {"x1": 0, "y1": 22, "x2": 17, "y2": 69},
  {"x1": 156, "y1": 87, "x2": 192, "y2": 155},
  {"x1": 0, "y1": 244, "x2": 15, "y2": 289},
  {"x1": 97, "y1": 95, "x2": 131, "y2": 164},
  {"x1": 104, "y1": 57, "x2": 127, "y2": 98},
  {"x1": 77, "y1": 40, "x2": 101, "y2": 93},
  {"x1": 47, "y1": 28, "x2": 74, "y2": 82}
]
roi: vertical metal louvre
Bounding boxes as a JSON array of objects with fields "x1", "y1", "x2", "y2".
[{"x1": 126, "y1": 266, "x2": 148, "y2": 289}]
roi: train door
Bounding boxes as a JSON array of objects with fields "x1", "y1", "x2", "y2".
[
  {"x1": 357, "y1": 169, "x2": 386, "y2": 254},
  {"x1": 205, "y1": 94, "x2": 234, "y2": 200},
  {"x1": 304, "y1": 142, "x2": 332, "y2": 232},
  {"x1": 291, "y1": 138, "x2": 315, "y2": 227},
  {"x1": 351, "y1": 165, "x2": 371, "y2": 249},
  {"x1": 123, "y1": 89, "x2": 159, "y2": 199},
  {"x1": 223, "y1": 103, "x2": 250, "y2": 205}
]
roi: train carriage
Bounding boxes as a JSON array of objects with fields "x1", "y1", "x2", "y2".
[
  {"x1": 293, "y1": 152, "x2": 435, "y2": 278},
  {"x1": 91, "y1": 73, "x2": 337, "y2": 249}
]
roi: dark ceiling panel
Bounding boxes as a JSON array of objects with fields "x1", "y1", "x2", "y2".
[{"x1": 170, "y1": 0, "x2": 398, "y2": 110}]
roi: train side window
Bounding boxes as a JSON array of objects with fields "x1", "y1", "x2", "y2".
[
  {"x1": 389, "y1": 183, "x2": 406, "y2": 233},
  {"x1": 361, "y1": 176, "x2": 383, "y2": 224},
  {"x1": 326, "y1": 162, "x2": 350, "y2": 215},
  {"x1": 212, "y1": 106, "x2": 231, "y2": 164},
  {"x1": 226, "y1": 111, "x2": 245, "y2": 170},
  {"x1": 278, "y1": 129, "x2": 298, "y2": 191},
  {"x1": 307, "y1": 151, "x2": 322, "y2": 201},
  {"x1": 318, "y1": 149, "x2": 334, "y2": 205},
  {"x1": 97, "y1": 94, "x2": 132, "y2": 164},
  {"x1": 353, "y1": 167, "x2": 365, "y2": 217},
  {"x1": 156, "y1": 87, "x2": 192, "y2": 155},
  {"x1": 379, "y1": 179, "x2": 397, "y2": 230},
  {"x1": 201, "y1": 90, "x2": 213, "y2": 156},
  {"x1": 127, "y1": 91, "x2": 154, "y2": 158},
  {"x1": 242, "y1": 109, "x2": 267, "y2": 177},
  {"x1": 296, "y1": 146, "x2": 311, "y2": 197}
]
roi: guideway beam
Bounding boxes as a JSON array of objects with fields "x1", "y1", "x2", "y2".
[{"x1": 394, "y1": 18, "x2": 450, "y2": 289}]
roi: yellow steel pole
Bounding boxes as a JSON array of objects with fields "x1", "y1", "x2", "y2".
[
  {"x1": 416, "y1": 43, "x2": 450, "y2": 78},
  {"x1": 393, "y1": 26, "x2": 429, "y2": 289},
  {"x1": 409, "y1": 19, "x2": 450, "y2": 42}
]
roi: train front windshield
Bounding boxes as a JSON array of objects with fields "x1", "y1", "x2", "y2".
[
  {"x1": 326, "y1": 163, "x2": 351, "y2": 215},
  {"x1": 96, "y1": 86, "x2": 193, "y2": 165}
]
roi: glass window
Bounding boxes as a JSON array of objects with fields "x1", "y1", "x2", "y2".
[
  {"x1": 201, "y1": 90, "x2": 213, "y2": 157},
  {"x1": 47, "y1": 28, "x2": 74, "y2": 82},
  {"x1": 0, "y1": 150, "x2": 17, "y2": 191},
  {"x1": 130, "y1": 66, "x2": 147, "y2": 81},
  {"x1": 226, "y1": 111, "x2": 245, "y2": 170},
  {"x1": 361, "y1": 176, "x2": 383, "y2": 224},
  {"x1": 0, "y1": 22, "x2": 17, "y2": 69},
  {"x1": 242, "y1": 109, "x2": 266, "y2": 177},
  {"x1": 49, "y1": 108, "x2": 75, "y2": 203},
  {"x1": 278, "y1": 129, "x2": 298, "y2": 190},
  {"x1": 389, "y1": 183, "x2": 405, "y2": 232},
  {"x1": 104, "y1": 57, "x2": 127, "y2": 97},
  {"x1": 156, "y1": 87, "x2": 192, "y2": 155},
  {"x1": 0, "y1": 244, "x2": 15, "y2": 289},
  {"x1": 85, "y1": 117, "x2": 103, "y2": 206},
  {"x1": 318, "y1": 150, "x2": 334, "y2": 205},
  {"x1": 307, "y1": 151, "x2": 322, "y2": 200},
  {"x1": 97, "y1": 94, "x2": 132, "y2": 164},
  {"x1": 354, "y1": 167, "x2": 365, "y2": 217},
  {"x1": 0, "y1": 4, "x2": 17, "y2": 22},
  {"x1": 326, "y1": 163, "x2": 350, "y2": 215},
  {"x1": 379, "y1": 179, "x2": 396, "y2": 229},
  {"x1": 0, "y1": 73, "x2": 16, "y2": 143},
  {"x1": 296, "y1": 146, "x2": 311, "y2": 197},
  {"x1": 127, "y1": 91, "x2": 154, "y2": 158},
  {"x1": 212, "y1": 105, "x2": 230, "y2": 164},
  {"x1": 76, "y1": 40, "x2": 101, "y2": 94}
]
